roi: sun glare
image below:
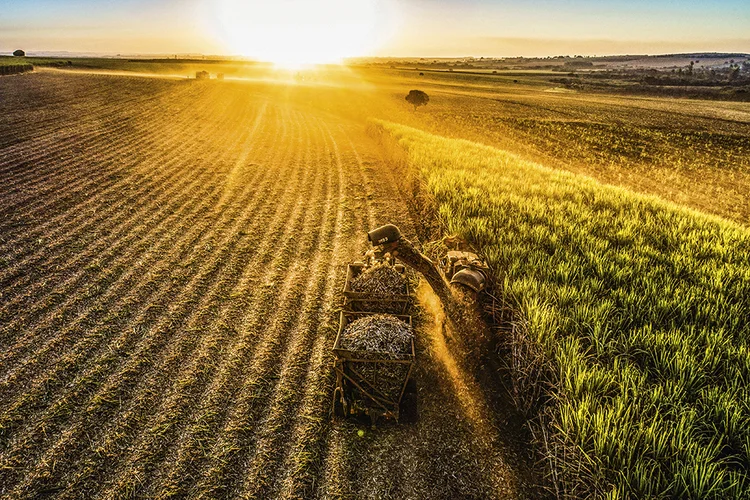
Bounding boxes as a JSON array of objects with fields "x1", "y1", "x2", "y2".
[{"x1": 211, "y1": 0, "x2": 395, "y2": 68}]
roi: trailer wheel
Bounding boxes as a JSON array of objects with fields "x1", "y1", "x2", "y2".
[
  {"x1": 404, "y1": 378, "x2": 417, "y2": 395},
  {"x1": 399, "y1": 379, "x2": 418, "y2": 424},
  {"x1": 399, "y1": 392, "x2": 418, "y2": 423},
  {"x1": 332, "y1": 388, "x2": 345, "y2": 419}
]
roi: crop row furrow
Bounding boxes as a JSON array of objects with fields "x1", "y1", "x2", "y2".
[
  {"x1": 87, "y1": 109, "x2": 321, "y2": 500},
  {"x1": 0, "y1": 92, "x2": 155, "y2": 184},
  {"x1": 238, "y1": 118, "x2": 346, "y2": 500},
  {"x1": 0, "y1": 122, "x2": 214, "y2": 297},
  {"x1": 0, "y1": 98, "x2": 271, "y2": 446},
  {"x1": 129, "y1": 108, "x2": 315, "y2": 499},
  {"x1": 0, "y1": 77, "x2": 206, "y2": 192},
  {"x1": 0, "y1": 109, "x2": 166, "y2": 222},
  {"x1": 275, "y1": 332, "x2": 331, "y2": 500},
  {"x1": 0, "y1": 87, "x2": 257, "y2": 317},
  {"x1": 0, "y1": 96, "x2": 249, "y2": 372},
  {"x1": 0, "y1": 103, "x2": 301, "y2": 496},
  {"x1": 0, "y1": 83, "x2": 220, "y2": 278},
  {"x1": 45, "y1": 111, "x2": 313, "y2": 499},
  {"x1": 0, "y1": 86, "x2": 235, "y2": 325},
  {"x1": 122, "y1": 109, "x2": 328, "y2": 500},
  {"x1": 176, "y1": 114, "x2": 329, "y2": 500},
  {"x1": 0, "y1": 74, "x2": 124, "y2": 150},
  {"x1": 0, "y1": 96, "x2": 272, "y2": 426},
  {"x1": 0, "y1": 76, "x2": 194, "y2": 185},
  {"x1": 276, "y1": 124, "x2": 379, "y2": 499},
  {"x1": 0, "y1": 78, "x2": 207, "y2": 234}
]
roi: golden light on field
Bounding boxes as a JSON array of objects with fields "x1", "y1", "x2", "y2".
[{"x1": 211, "y1": 0, "x2": 397, "y2": 68}]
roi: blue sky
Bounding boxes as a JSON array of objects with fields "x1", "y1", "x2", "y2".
[{"x1": 1, "y1": 0, "x2": 748, "y2": 57}]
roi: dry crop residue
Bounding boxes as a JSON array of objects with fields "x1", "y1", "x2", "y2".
[
  {"x1": 341, "y1": 314, "x2": 413, "y2": 355},
  {"x1": 350, "y1": 265, "x2": 408, "y2": 296},
  {"x1": 0, "y1": 71, "x2": 533, "y2": 499}
]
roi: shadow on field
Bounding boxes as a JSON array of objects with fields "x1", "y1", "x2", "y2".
[{"x1": 319, "y1": 280, "x2": 545, "y2": 499}]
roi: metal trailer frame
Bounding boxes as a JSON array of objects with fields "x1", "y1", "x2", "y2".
[
  {"x1": 332, "y1": 311, "x2": 416, "y2": 424},
  {"x1": 342, "y1": 263, "x2": 413, "y2": 314}
]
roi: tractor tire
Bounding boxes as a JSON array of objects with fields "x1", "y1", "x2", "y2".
[
  {"x1": 399, "y1": 379, "x2": 418, "y2": 424},
  {"x1": 404, "y1": 378, "x2": 417, "y2": 394}
]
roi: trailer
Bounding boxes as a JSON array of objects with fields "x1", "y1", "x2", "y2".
[
  {"x1": 331, "y1": 224, "x2": 487, "y2": 426},
  {"x1": 332, "y1": 311, "x2": 417, "y2": 425}
]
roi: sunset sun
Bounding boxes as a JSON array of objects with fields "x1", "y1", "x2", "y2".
[{"x1": 213, "y1": 0, "x2": 393, "y2": 67}]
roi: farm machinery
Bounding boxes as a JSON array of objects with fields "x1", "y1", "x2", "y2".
[
  {"x1": 332, "y1": 310, "x2": 418, "y2": 424},
  {"x1": 332, "y1": 224, "x2": 488, "y2": 425}
]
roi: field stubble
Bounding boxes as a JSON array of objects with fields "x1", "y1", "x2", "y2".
[{"x1": 0, "y1": 71, "x2": 532, "y2": 499}]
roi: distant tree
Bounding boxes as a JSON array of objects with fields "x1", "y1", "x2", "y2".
[
  {"x1": 405, "y1": 90, "x2": 429, "y2": 111},
  {"x1": 13, "y1": 49, "x2": 25, "y2": 57}
]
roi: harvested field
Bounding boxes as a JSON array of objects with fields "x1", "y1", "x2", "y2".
[{"x1": 0, "y1": 71, "x2": 533, "y2": 499}]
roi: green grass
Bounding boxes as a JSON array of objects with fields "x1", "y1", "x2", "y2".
[
  {"x1": 369, "y1": 120, "x2": 750, "y2": 498},
  {"x1": 376, "y1": 71, "x2": 750, "y2": 225}
]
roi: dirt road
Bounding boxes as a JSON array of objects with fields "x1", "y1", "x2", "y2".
[{"x1": 0, "y1": 71, "x2": 533, "y2": 499}]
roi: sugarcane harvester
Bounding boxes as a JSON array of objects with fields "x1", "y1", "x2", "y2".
[
  {"x1": 367, "y1": 224, "x2": 488, "y2": 322},
  {"x1": 332, "y1": 224, "x2": 489, "y2": 424}
]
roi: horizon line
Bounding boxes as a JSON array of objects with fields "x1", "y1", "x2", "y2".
[{"x1": 3, "y1": 50, "x2": 750, "y2": 61}]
